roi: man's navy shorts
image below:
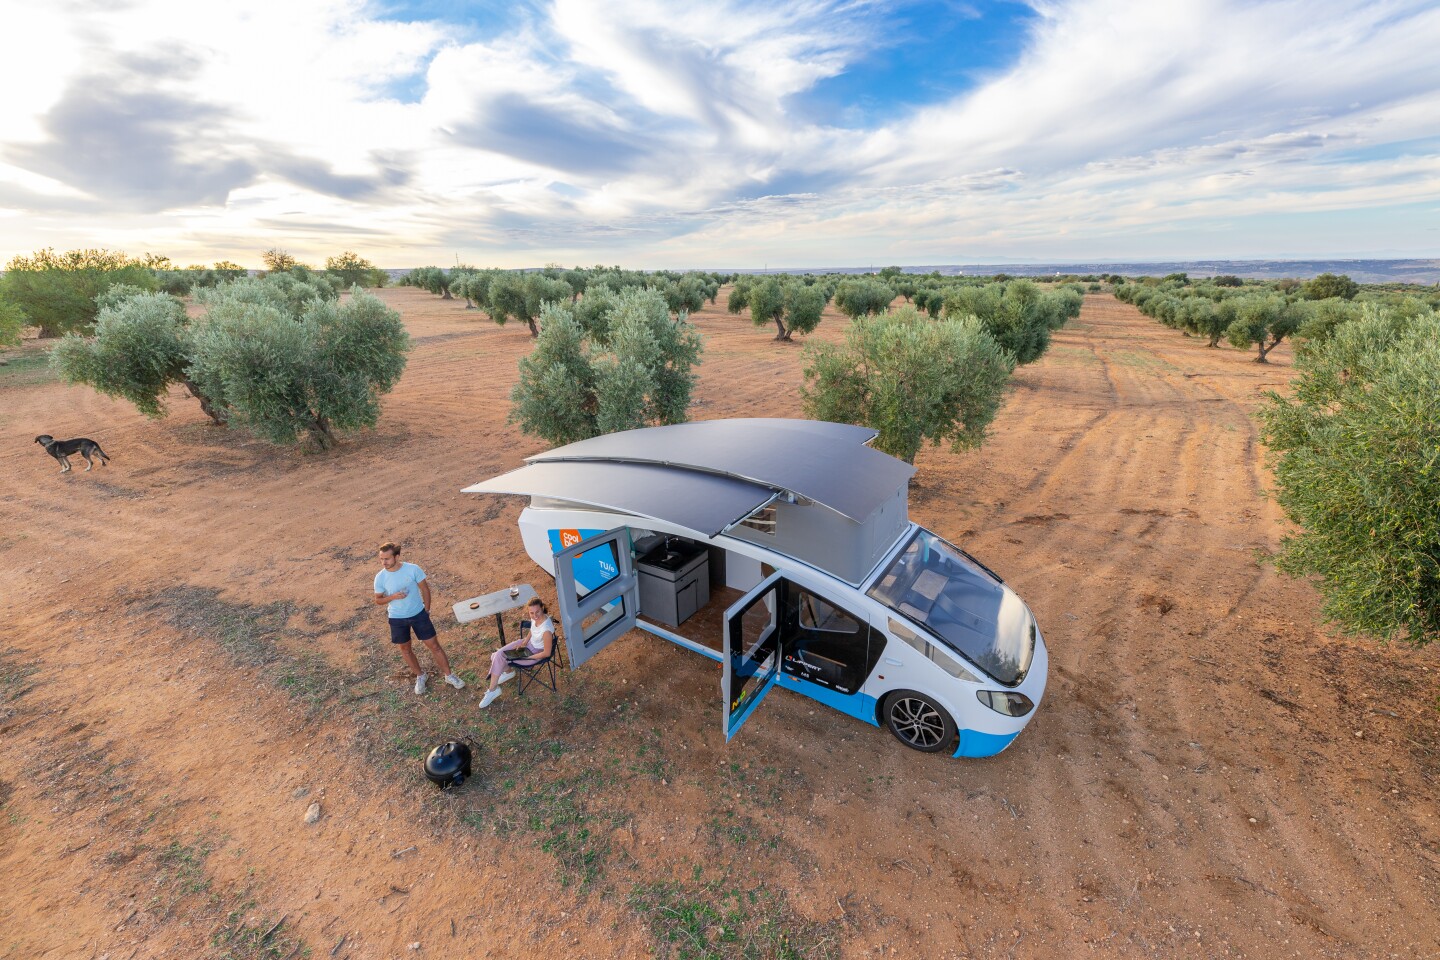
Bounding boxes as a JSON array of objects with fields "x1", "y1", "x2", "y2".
[{"x1": 389, "y1": 609, "x2": 437, "y2": 644}]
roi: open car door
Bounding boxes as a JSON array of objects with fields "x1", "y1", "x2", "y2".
[
  {"x1": 553, "y1": 527, "x2": 639, "y2": 669},
  {"x1": 723, "y1": 571, "x2": 786, "y2": 741}
]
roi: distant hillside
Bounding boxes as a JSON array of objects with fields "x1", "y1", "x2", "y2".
[
  {"x1": 724, "y1": 260, "x2": 1440, "y2": 284},
  {"x1": 384, "y1": 260, "x2": 1440, "y2": 284}
]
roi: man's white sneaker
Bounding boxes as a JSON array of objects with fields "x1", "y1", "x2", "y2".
[
  {"x1": 414, "y1": 673, "x2": 429, "y2": 695},
  {"x1": 444, "y1": 673, "x2": 466, "y2": 690},
  {"x1": 497, "y1": 670, "x2": 516, "y2": 686},
  {"x1": 478, "y1": 688, "x2": 502, "y2": 709}
]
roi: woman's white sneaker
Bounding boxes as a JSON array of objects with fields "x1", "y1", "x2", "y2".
[
  {"x1": 444, "y1": 673, "x2": 466, "y2": 690},
  {"x1": 497, "y1": 670, "x2": 516, "y2": 686},
  {"x1": 479, "y1": 688, "x2": 502, "y2": 708}
]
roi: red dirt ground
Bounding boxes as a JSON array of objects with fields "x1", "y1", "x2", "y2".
[{"x1": 1, "y1": 290, "x2": 1437, "y2": 959}]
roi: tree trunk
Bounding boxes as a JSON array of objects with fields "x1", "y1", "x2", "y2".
[
  {"x1": 774, "y1": 317, "x2": 789, "y2": 341},
  {"x1": 440, "y1": 288, "x2": 453, "y2": 300},
  {"x1": 307, "y1": 413, "x2": 335, "y2": 449},
  {"x1": 527, "y1": 317, "x2": 540, "y2": 338},
  {"x1": 183, "y1": 378, "x2": 228, "y2": 425}
]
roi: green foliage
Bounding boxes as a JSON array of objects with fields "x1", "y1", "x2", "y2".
[
  {"x1": 1212, "y1": 274, "x2": 1243, "y2": 287},
  {"x1": 661, "y1": 274, "x2": 708, "y2": 317},
  {"x1": 1297, "y1": 297, "x2": 1362, "y2": 346},
  {"x1": 153, "y1": 263, "x2": 248, "y2": 296},
  {"x1": 1179, "y1": 297, "x2": 1230, "y2": 347},
  {"x1": 0, "y1": 296, "x2": 24, "y2": 346},
  {"x1": 50, "y1": 291, "x2": 223, "y2": 421},
  {"x1": 194, "y1": 274, "x2": 337, "y2": 321},
  {"x1": 510, "y1": 289, "x2": 703, "y2": 446},
  {"x1": 746, "y1": 278, "x2": 786, "y2": 338},
  {"x1": 802, "y1": 305, "x2": 1015, "y2": 464},
  {"x1": 941, "y1": 279, "x2": 1073, "y2": 365},
  {"x1": 833, "y1": 279, "x2": 894, "y2": 319},
  {"x1": 261, "y1": 248, "x2": 299, "y2": 273},
  {"x1": 574, "y1": 282, "x2": 621, "y2": 344},
  {"x1": 1226, "y1": 295, "x2": 1306, "y2": 362},
  {"x1": 1304, "y1": 272, "x2": 1358, "y2": 301},
  {"x1": 782, "y1": 282, "x2": 826, "y2": 338},
  {"x1": 506, "y1": 304, "x2": 595, "y2": 445},
  {"x1": 1, "y1": 248, "x2": 157, "y2": 337},
  {"x1": 325, "y1": 251, "x2": 381, "y2": 288},
  {"x1": 188, "y1": 290, "x2": 409, "y2": 448},
  {"x1": 1258, "y1": 308, "x2": 1440, "y2": 644},
  {"x1": 481, "y1": 272, "x2": 572, "y2": 336},
  {"x1": 726, "y1": 281, "x2": 751, "y2": 315}
]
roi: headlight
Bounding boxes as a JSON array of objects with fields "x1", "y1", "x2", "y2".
[{"x1": 977, "y1": 690, "x2": 1034, "y2": 717}]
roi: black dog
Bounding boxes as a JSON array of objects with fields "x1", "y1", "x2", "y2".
[{"x1": 35, "y1": 435, "x2": 111, "y2": 473}]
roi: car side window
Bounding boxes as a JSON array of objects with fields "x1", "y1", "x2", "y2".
[{"x1": 785, "y1": 586, "x2": 878, "y2": 694}]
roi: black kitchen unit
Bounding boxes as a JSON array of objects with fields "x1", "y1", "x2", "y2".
[{"x1": 636, "y1": 538, "x2": 710, "y2": 627}]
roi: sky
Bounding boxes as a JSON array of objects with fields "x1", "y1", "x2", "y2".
[{"x1": 0, "y1": 0, "x2": 1438, "y2": 269}]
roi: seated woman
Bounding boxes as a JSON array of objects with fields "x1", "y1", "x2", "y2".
[{"x1": 478, "y1": 598, "x2": 553, "y2": 708}]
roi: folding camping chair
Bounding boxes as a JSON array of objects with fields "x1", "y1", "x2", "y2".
[{"x1": 510, "y1": 625, "x2": 564, "y2": 697}]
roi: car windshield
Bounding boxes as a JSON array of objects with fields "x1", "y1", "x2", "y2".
[{"x1": 867, "y1": 528, "x2": 1034, "y2": 686}]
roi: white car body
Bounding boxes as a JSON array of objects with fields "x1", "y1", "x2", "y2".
[{"x1": 467, "y1": 419, "x2": 1048, "y2": 758}]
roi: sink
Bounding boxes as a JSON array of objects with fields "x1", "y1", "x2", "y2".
[{"x1": 638, "y1": 541, "x2": 706, "y2": 572}]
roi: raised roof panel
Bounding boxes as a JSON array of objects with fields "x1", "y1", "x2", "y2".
[
  {"x1": 462, "y1": 460, "x2": 776, "y2": 538},
  {"x1": 526, "y1": 419, "x2": 915, "y2": 523}
]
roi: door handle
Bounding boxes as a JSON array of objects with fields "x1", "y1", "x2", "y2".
[{"x1": 883, "y1": 657, "x2": 903, "y2": 666}]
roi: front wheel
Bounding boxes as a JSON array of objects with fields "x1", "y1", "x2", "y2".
[{"x1": 882, "y1": 691, "x2": 957, "y2": 753}]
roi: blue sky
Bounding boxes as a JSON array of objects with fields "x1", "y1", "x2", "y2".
[{"x1": 0, "y1": 0, "x2": 1438, "y2": 268}]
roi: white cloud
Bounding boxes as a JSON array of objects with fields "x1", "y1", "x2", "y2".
[{"x1": 0, "y1": 0, "x2": 1438, "y2": 266}]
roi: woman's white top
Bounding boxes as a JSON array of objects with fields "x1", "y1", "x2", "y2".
[{"x1": 526, "y1": 617, "x2": 554, "y2": 654}]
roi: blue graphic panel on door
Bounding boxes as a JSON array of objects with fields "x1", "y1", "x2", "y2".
[{"x1": 547, "y1": 528, "x2": 618, "y2": 593}]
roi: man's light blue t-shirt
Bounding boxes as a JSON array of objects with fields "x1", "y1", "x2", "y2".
[{"x1": 375, "y1": 562, "x2": 426, "y2": 618}]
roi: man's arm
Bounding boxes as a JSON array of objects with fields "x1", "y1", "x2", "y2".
[{"x1": 419, "y1": 579, "x2": 432, "y2": 612}]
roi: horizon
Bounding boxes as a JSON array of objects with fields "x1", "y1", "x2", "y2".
[{"x1": 3, "y1": 1, "x2": 1439, "y2": 267}]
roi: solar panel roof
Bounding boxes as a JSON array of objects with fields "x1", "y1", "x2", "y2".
[
  {"x1": 462, "y1": 460, "x2": 777, "y2": 538},
  {"x1": 525, "y1": 418, "x2": 914, "y2": 523}
]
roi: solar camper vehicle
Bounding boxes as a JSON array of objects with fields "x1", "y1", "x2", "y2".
[{"x1": 466, "y1": 418, "x2": 1047, "y2": 757}]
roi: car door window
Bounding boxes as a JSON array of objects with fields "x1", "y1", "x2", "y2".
[{"x1": 785, "y1": 587, "x2": 877, "y2": 694}]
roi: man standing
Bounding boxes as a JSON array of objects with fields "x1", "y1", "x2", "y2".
[{"x1": 373, "y1": 541, "x2": 465, "y2": 694}]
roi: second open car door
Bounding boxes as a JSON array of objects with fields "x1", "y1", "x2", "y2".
[
  {"x1": 723, "y1": 571, "x2": 786, "y2": 741},
  {"x1": 552, "y1": 527, "x2": 640, "y2": 669}
]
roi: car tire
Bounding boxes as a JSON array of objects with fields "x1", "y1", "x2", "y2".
[{"x1": 882, "y1": 691, "x2": 957, "y2": 753}]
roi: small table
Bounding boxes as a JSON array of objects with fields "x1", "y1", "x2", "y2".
[{"x1": 453, "y1": 583, "x2": 537, "y2": 643}]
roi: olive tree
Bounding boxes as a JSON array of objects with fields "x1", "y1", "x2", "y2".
[
  {"x1": 802, "y1": 305, "x2": 1015, "y2": 464},
  {"x1": 781, "y1": 282, "x2": 827, "y2": 338},
  {"x1": 833, "y1": 279, "x2": 894, "y2": 319},
  {"x1": 0, "y1": 297, "x2": 24, "y2": 346},
  {"x1": 1226, "y1": 295, "x2": 1306, "y2": 362},
  {"x1": 194, "y1": 274, "x2": 336, "y2": 321},
  {"x1": 1258, "y1": 307, "x2": 1440, "y2": 644},
  {"x1": 188, "y1": 291, "x2": 409, "y2": 448},
  {"x1": 1303, "y1": 272, "x2": 1358, "y2": 301},
  {"x1": 1, "y1": 248, "x2": 157, "y2": 337},
  {"x1": 485, "y1": 272, "x2": 571, "y2": 337},
  {"x1": 745, "y1": 277, "x2": 786, "y2": 339},
  {"x1": 941, "y1": 280, "x2": 1067, "y2": 366},
  {"x1": 510, "y1": 288, "x2": 703, "y2": 445},
  {"x1": 51, "y1": 291, "x2": 227, "y2": 424},
  {"x1": 326, "y1": 251, "x2": 381, "y2": 288},
  {"x1": 261, "y1": 248, "x2": 300, "y2": 273}
]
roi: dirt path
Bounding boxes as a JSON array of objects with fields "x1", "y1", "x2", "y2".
[{"x1": 1, "y1": 291, "x2": 1436, "y2": 959}]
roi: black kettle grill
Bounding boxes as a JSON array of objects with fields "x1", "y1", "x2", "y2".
[{"x1": 423, "y1": 739, "x2": 474, "y2": 789}]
